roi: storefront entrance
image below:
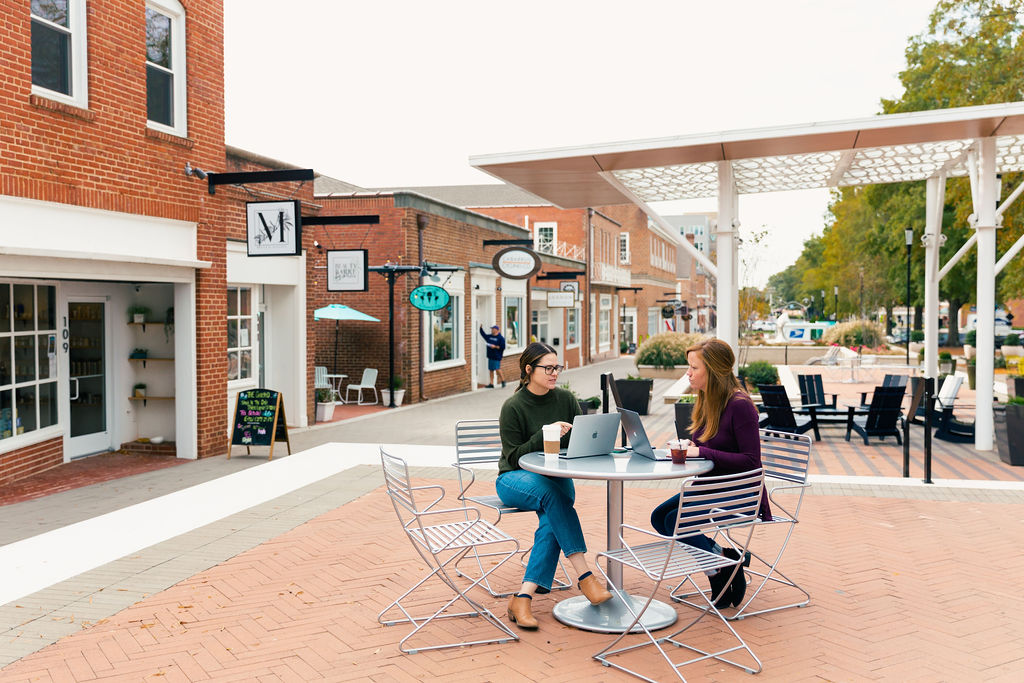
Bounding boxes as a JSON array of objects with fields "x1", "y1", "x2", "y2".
[{"x1": 65, "y1": 298, "x2": 112, "y2": 458}]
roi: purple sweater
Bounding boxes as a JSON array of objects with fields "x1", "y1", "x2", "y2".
[{"x1": 693, "y1": 393, "x2": 771, "y2": 521}]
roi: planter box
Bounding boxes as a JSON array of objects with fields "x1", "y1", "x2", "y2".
[
  {"x1": 963, "y1": 344, "x2": 975, "y2": 359},
  {"x1": 674, "y1": 402, "x2": 695, "y2": 440},
  {"x1": 995, "y1": 403, "x2": 1024, "y2": 466},
  {"x1": 635, "y1": 365, "x2": 687, "y2": 380},
  {"x1": 1007, "y1": 376, "x2": 1024, "y2": 400},
  {"x1": 615, "y1": 378, "x2": 653, "y2": 415},
  {"x1": 967, "y1": 365, "x2": 977, "y2": 390},
  {"x1": 381, "y1": 389, "x2": 406, "y2": 407},
  {"x1": 1002, "y1": 345, "x2": 1024, "y2": 360},
  {"x1": 316, "y1": 401, "x2": 335, "y2": 422}
]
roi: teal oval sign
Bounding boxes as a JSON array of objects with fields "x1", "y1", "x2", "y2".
[{"x1": 409, "y1": 285, "x2": 450, "y2": 311}]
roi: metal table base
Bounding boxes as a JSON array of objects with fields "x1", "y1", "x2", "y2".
[{"x1": 552, "y1": 588, "x2": 677, "y2": 633}]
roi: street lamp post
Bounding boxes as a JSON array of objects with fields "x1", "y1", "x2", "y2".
[
  {"x1": 821, "y1": 289, "x2": 826, "y2": 320},
  {"x1": 859, "y1": 266, "x2": 864, "y2": 319},
  {"x1": 833, "y1": 285, "x2": 839, "y2": 322},
  {"x1": 810, "y1": 294, "x2": 815, "y2": 320},
  {"x1": 905, "y1": 227, "x2": 914, "y2": 365}
]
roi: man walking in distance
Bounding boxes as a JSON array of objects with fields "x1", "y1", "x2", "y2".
[{"x1": 479, "y1": 324, "x2": 506, "y2": 388}]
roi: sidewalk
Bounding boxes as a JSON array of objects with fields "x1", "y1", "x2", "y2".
[{"x1": 2, "y1": 357, "x2": 1023, "y2": 679}]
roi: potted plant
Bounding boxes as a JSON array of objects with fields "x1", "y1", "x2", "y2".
[
  {"x1": 129, "y1": 348, "x2": 148, "y2": 359},
  {"x1": 615, "y1": 374, "x2": 654, "y2": 415},
  {"x1": 132, "y1": 383, "x2": 146, "y2": 398},
  {"x1": 382, "y1": 376, "x2": 406, "y2": 407},
  {"x1": 994, "y1": 396, "x2": 1024, "y2": 466},
  {"x1": 938, "y1": 350, "x2": 955, "y2": 376},
  {"x1": 964, "y1": 329, "x2": 976, "y2": 360},
  {"x1": 634, "y1": 331, "x2": 705, "y2": 379},
  {"x1": 1007, "y1": 372, "x2": 1024, "y2": 400},
  {"x1": 674, "y1": 394, "x2": 697, "y2": 439},
  {"x1": 1002, "y1": 332, "x2": 1023, "y2": 360},
  {"x1": 966, "y1": 356, "x2": 977, "y2": 390},
  {"x1": 738, "y1": 361, "x2": 778, "y2": 393},
  {"x1": 579, "y1": 395, "x2": 602, "y2": 414},
  {"x1": 128, "y1": 304, "x2": 150, "y2": 324},
  {"x1": 909, "y1": 329, "x2": 925, "y2": 354},
  {"x1": 315, "y1": 387, "x2": 335, "y2": 421}
]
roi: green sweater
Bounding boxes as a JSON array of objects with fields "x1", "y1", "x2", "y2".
[{"x1": 498, "y1": 386, "x2": 581, "y2": 474}]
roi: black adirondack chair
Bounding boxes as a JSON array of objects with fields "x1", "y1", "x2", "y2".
[
  {"x1": 860, "y1": 373, "x2": 908, "y2": 407},
  {"x1": 757, "y1": 385, "x2": 820, "y2": 441},
  {"x1": 797, "y1": 374, "x2": 845, "y2": 423},
  {"x1": 846, "y1": 384, "x2": 906, "y2": 445}
]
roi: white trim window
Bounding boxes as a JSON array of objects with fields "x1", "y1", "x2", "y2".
[
  {"x1": 566, "y1": 307, "x2": 579, "y2": 348},
  {"x1": 599, "y1": 294, "x2": 611, "y2": 350},
  {"x1": 227, "y1": 286, "x2": 256, "y2": 383},
  {"x1": 504, "y1": 295, "x2": 524, "y2": 349},
  {"x1": 534, "y1": 221, "x2": 557, "y2": 255},
  {"x1": 146, "y1": 0, "x2": 187, "y2": 136},
  {"x1": 619, "y1": 232, "x2": 630, "y2": 265},
  {"x1": 0, "y1": 282, "x2": 58, "y2": 445},
  {"x1": 647, "y1": 306, "x2": 661, "y2": 337},
  {"x1": 589, "y1": 295, "x2": 596, "y2": 355},
  {"x1": 31, "y1": 0, "x2": 88, "y2": 108}
]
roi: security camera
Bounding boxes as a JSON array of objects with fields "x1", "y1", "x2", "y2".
[{"x1": 184, "y1": 162, "x2": 208, "y2": 180}]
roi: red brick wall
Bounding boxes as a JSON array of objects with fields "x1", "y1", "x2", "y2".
[
  {"x1": 1, "y1": 1, "x2": 229, "y2": 468},
  {"x1": 0, "y1": 436, "x2": 62, "y2": 486}
]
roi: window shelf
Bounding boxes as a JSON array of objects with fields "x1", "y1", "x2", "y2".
[
  {"x1": 128, "y1": 395, "x2": 174, "y2": 407},
  {"x1": 127, "y1": 321, "x2": 168, "y2": 333},
  {"x1": 128, "y1": 357, "x2": 173, "y2": 368}
]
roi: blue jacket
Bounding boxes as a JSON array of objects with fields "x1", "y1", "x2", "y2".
[{"x1": 479, "y1": 327, "x2": 506, "y2": 361}]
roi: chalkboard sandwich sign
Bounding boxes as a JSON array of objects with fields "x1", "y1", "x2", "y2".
[{"x1": 228, "y1": 389, "x2": 291, "y2": 459}]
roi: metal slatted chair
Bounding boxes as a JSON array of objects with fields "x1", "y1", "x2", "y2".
[
  {"x1": 378, "y1": 448, "x2": 520, "y2": 654},
  {"x1": 593, "y1": 469, "x2": 764, "y2": 681},
  {"x1": 845, "y1": 384, "x2": 906, "y2": 445},
  {"x1": 452, "y1": 419, "x2": 572, "y2": 596},
  {"x1": 345, "y1": 368, "x2": 379, "y2": 405},
  {"x1": 314, "y1": 365, "x2": 332, "y2": 396}
]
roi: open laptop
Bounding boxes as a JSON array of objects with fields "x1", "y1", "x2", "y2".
[
  {"x1": 559, "y1": 412, "x2": 622, "y2": 459},
  {"x1": 618, "y1": 408, "x2": 671, "y2": 461}
]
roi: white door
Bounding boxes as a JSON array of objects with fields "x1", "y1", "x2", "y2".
[
  {"x1": 474, "y1": 294, "x2": 494, "y2": 387},
  {"x1": 63, "y1": 297, "x2": 114, "y2": 458}
]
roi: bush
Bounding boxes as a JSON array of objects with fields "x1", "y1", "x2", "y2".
[
  {"x1": 995, "y1": 355, "x2": 1007, "y2": 369},
  {"x1": 739, "y1": 360, "x2": 778, "y2": 387},
  {"x1": 822, "y1": 319, "x2": 887, "y2": 348},
  {"x1": 676, "y1": 394, "x2": 697, "y2": 403},
  {"x1": 939, "y1": 351, "x2": 952, "y2": 360},
  {"x1": 910, "y1": 330, "x2": 925, "y2": 343},
  {"x1": 635, "y1": 332, "x2": 708, "y2": 369},
  {"x1": 315, "y1": 387, "x2": 332, "y2": 403},
  {"x1": 965, "y1": 329, "x2": 977, "y2": 346},
  {"x1": 1005, "y1": 333, "x2": 1021, "y2": 345},
  {"x1": 1008, "y1": 396, "x2": 1024, "y2": 406}
]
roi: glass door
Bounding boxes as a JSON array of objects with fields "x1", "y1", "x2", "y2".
[{"x1": 67, "y1": 300, "x2": 110, "y2": 456}]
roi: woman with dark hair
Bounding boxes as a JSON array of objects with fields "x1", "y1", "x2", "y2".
[
  {"x1": 650, "y1": 338, "x2": 769, "y2": 608},
  {"x1": 496, "y1": 342, "x2": 612, "y2": 630}
]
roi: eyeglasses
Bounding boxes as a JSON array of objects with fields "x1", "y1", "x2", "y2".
[{"x1": 534, "y1": 364, "x2": 565, "y2": 375}]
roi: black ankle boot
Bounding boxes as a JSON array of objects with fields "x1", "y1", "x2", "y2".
[
  {"x1": 722, "y1": 548, "x2": 748, "y2": 608},
  {"x1": 708, "y1": 569, "x2": 732, "y2": 609}
]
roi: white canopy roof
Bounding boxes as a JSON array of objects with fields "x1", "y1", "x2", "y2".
[{"x1": 471, "y1": 101, "x2": 1024, "y2": 207}]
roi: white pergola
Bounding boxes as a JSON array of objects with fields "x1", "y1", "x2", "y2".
[{"x1": 471, "y1": 101, "x2": 1024, "y2": 451}]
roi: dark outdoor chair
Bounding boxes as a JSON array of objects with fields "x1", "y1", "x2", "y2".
[
  {"x1": 796, "y1": 374, "x2": 845, "y2": 423},
  {"x1": 860, "y1": 373, "x2": 908, "y2": 407},
  {"x1": 757, "y1": 385, "x2": 820, "y2": 441},
  {"x1": 845, "y1": 384, "x2": 906, "y2": 445},
  {"x1": 934, "y1": 393, "x2": 976, "y2": 443}
]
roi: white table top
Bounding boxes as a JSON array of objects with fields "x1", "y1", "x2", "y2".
[{"x1": 519, "y1": 452, "x2": 713, "y2": 481}]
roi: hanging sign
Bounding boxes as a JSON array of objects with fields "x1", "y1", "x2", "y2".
[
  {"x1": 661, "y1": 305, "x2": 676, "y2": 319},
  {"x1": 546, "y1": 291, "x2": 575, "y2": 308},
  {"x1": 326, "y1": 249, "x2": 368, "y2": 291},
  {"x1": 409, "y1": 285, "x2": 451, "y2": 311},
  {"x1": 246, "y1": 201, "x2": 302, "y2": 256},
  {"x1": 227, "y1": 389, "x2": 291, "y2": 460},
  {"x1": 492, "y1": 247, "x2": 542, "y2": 280},
  {"x1": 560, "y1": 281, "x2": 579, "y2": 301}
]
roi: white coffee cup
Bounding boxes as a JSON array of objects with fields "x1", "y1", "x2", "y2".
[{"x1": 542, "y1": 423, "x2": 561, "y2": 455}]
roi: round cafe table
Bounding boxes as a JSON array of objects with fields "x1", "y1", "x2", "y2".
[{"x1": 518, "y1": 452, "x2": 713, "y2": 633}]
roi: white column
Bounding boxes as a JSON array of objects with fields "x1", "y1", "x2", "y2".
[
  {"x1": 716, "y1": 162, "x2": 738, "y2": 354},
  {"x1": 174, "y1": 280, "x2": 197, "y2": 460},
  {"x1": 923, "y1": 175, "x2": 945, "y2": 379},
  {"x1": 974, "y1": 137, "x2": 997, "y2": 451}
]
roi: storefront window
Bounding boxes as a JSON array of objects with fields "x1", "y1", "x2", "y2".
[
  {"x1": 531, "y1": 308, "x2": 549, "y2": 345},
  {"x1": 648, "y1": 306, "x2": 661, "y2": 337},
  {"x1": 428, "y1": 295, "x2": 460, "y2": 363},
  {"x1": 504, "y1": 296, "x2": 522, "y2": 347},
  {"x1": 599, "y1": 294, "x2": 611, "y2": 349},
  {"x1": 0, "y1": 282, "x2": 58, "y2": 441},
  {"x1": 227, "y1": 286, "x2": 254, "y2": 381},
  {"x1": 566, "y1": 308, "x2": 579, "y2": 347}
]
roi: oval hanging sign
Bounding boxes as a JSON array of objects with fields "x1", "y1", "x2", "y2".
[
  {"x1": 492, "y1": 246, "x2": 542, "y2": 280},
  {"x1": 409, "y1": 285, "x2": 451, "y2": 311}
]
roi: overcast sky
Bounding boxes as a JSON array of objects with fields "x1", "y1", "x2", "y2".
[{"x1": 224, "y1": 0, "x2": 939, "y2": 286}]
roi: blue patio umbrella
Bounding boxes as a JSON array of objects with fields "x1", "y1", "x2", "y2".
[{"x1": 313, "y1": 304, "x2": 380, "y2": 374}]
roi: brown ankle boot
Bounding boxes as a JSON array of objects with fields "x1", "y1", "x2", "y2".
[
  {"x1": 578, "y1": 573, "x2": 612, "y2": 606},
  {"x1": 507, "y1": 594, "x2": 538, "y2": 630}
]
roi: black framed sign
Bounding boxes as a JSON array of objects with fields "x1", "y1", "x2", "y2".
[
  {"x1": 326, "y1": 249, "x2": 369, "y2": 291},
  {"x1": 246, "y1": 200, "x2": 302, "y2": 256},
  {"x1": 227, "y1": 389, "x2": 291, "y2": 460}
]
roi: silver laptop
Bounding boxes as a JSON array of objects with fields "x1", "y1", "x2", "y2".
[
  {"x1": 618, "y1": 408, "x2": 671, "y2": 461},
  {"x1": 559, "y1": 412, "x2": 622, "y2": 459}
]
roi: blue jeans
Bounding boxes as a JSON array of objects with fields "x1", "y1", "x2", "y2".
[
  {"x1": 651, "y1": 492, "x2": 746, "y2": 554},
  {"x1": 496, "y1": 470, "x2": 587, "y2": 590}
]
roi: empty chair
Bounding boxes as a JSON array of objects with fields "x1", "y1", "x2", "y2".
[
  {"x1": 593, "y1": 469, "x2": 765, "y2": 681},
  {"x1": 860, "y1": 373, "x2": 908, "y2": 406},
  {"x1": 451, "y1": 419, "x2": 571, "y2": 596},
  {"x1": 845, "y1": 384, "x2": 907, "y2": 445},
  {"x1": 797, "y1": 374, "x2": 845, "y2": 423},
  {"x1": 757, "y1": 384, "x2": 820, "y2": 441},
  {"x1": 933, "y1": 378, "x2": 976, "y2": 442},
  {"x1": 345, "y1": 368, "x2": 379, "y2": 405},
  {"x1": 806, "y1": 346, "x2": 841, "y2": 366},
  {"x1": 314, "y1": 365, "x2": 332, "y2": 395},
  {"x1": 378, "y1": 448, "x2": 520, "y2": 653},
  {"x1": 916, "y1": 374, "x2": 963, "y2": 421}
]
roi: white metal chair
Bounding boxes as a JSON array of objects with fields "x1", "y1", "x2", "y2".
[
  {"x1": 345, "y1": 368, "x2": 379, "y2": 405},
  {"x1": 452, "y1": 419, "x2": 572, "y2": 597},
  {"x1": 314, "y1": 365, "x2": 332, "y2": 397},
  {"x1": 378, "y1": 448, "x2": 520, "y2": 654},
  {"x1": 593, "y1": 469, "x2": 764, "y2": 681}
]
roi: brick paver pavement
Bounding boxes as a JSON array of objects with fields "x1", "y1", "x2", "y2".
[{"x1": 2, "y1": 467, "x2": 1023, "y2": 682}]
